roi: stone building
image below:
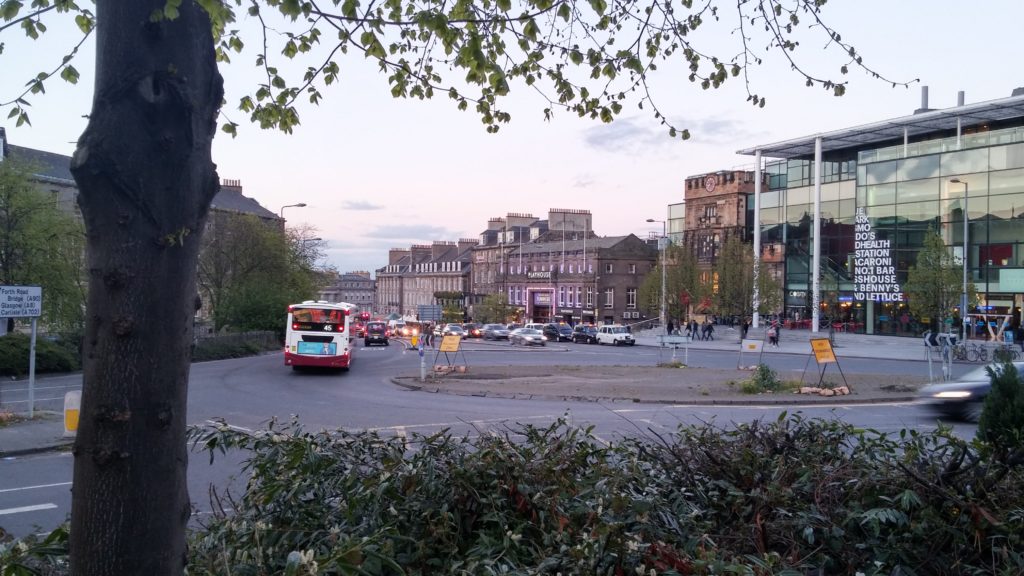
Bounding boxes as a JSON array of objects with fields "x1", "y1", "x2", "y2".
[{"x1": 317, "y1": 271, "x2": 375, "y2": 312}]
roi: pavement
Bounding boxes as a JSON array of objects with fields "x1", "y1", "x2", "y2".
[{"x1": 0, "y1": 326, "x2": 937, "y2": 458}]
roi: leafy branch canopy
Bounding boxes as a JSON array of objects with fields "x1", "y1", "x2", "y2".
[{"x1": 2, "y1": 0, "x2": 915, "y2": 135}]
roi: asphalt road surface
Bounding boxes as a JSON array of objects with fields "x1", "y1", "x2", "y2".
[{"x1": 0, "y1": 340, "x2": 977, "y2": 539}]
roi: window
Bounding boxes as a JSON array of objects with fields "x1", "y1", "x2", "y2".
[
  {"x1": 605, "y1": 263, "x2": 614, "y2": 273},
  {"x1": 626, "y1": 288, "x2": 637, "y2": 309},
  {"x1": 558, "y1": 286, "x2": 566, "y2": 306},
  {"x1": 575, "y1": 286, "x2": 581, "y2": 307},
  {"x1": 586, "y1": 287, "x2": 594, "y2": 307},
  {"x1": 604, "y1": 289, "x2": 614, "y2": 308},
  {"x1": 629, "y1": 263, "x2": 636, "y2": 274}
]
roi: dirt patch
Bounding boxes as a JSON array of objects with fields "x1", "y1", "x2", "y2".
[{"x1": 397, "y1": 365, "x2": 927, "y2": 404}]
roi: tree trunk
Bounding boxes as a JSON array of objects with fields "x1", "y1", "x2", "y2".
[{"x1": 69, "y1": 1, "x2": 222, "y2": 573}]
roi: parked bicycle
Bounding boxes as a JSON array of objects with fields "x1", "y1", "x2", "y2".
[{"x1": 967, "y1": 342, "x2": 989, "y2": 364}]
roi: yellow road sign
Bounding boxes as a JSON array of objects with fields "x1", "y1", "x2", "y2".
[{"x1": 810, "y1": 338, "x2": 836, "y2": 364}]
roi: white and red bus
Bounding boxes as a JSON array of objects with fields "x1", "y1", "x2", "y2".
[{"x1": 284, "y1": 300, "x2": 358, "y2": 370}]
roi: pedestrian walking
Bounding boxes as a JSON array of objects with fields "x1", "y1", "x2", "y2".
[
  {"x1": 767, "y1": 325, "x2": 777, "y2": 346},
  {"x1": 666, "y1": 320, "x2": 674, "y2": 335},
  {"x1": 706, "y1": 322, "x2": 715, "y2": 341},
  {"x1": 740, "y1": 319, "x2": 749, "y2": 340}
]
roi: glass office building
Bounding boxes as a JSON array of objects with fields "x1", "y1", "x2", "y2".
[{"x1": 740, "y1": 90, "x2": 1024, "y2": 337}]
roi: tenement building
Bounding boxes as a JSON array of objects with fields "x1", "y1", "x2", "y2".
[{"x1": 739, "y1": 87, "x2": 1024, "y2": 336}]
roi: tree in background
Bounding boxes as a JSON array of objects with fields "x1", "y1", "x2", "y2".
[
  {"x1": 639, "y1": 243, "x2": 702, "y2": 322},
  {"x1": 904, "y1": 228, "x2": 976, "y2": 333},
  {"x1": 1, "y1": 0, "x2": 906, "y2": 572},
  {"x1": 198, "y1": 213, "x2": 322, "y2": 334},
  {"x1": 0, "y1": 159, "x2": 86, "y2": 334},
  {"x1": 475, "y1": 293, "x2": 511, "y2": 324},
  {"x1": 710, "y1": 236, "x2": 783, "y2": 321},
  {"x1": 712, "y1": 235, "x2": 752, "y2": 319}
]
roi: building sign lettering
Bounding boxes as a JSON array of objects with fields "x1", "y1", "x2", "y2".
[
  {"x1": 853, "y1": 208, "x2": 903, "y2": 302},
  {"x1": 527, "y1": 271, "x2": 551, "y2": 279}
]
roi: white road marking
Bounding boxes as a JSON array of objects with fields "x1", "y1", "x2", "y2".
[
  {"x1": 0, "y1": 503, "x2": 58, "y2": 516},
  {"x1": 0, "y1": 482, "x2": 72, "y2": 495}
]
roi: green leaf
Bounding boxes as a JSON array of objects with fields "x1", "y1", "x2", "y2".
[
  {"x1": 59, "y1": 65, "x2": 79, "y2": 84},
  {"x1": 496, "y1": 0, "x2": 510, "y2": 11},
  {"x1": 557, "y1": 3, "x2": 570, "y2": 21},
  {"x1": 282, "y1": 40, "x2": 297, "y2": 58},
  {"x1": 587, "y1": 0, "x2": 606, "y2": 16},
  {"x1": 1, "y1": 0, "x2": 23, "y2": 21},
  {"x1": 523, "y1": 19, "x2": 539, "y2": 42}
]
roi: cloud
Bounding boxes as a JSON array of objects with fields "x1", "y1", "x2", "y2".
[
  {"x1": 363, "y1": 223, "x2": 456, "y2": 241},
  {"x1": 582, "y1": 114, "x2": 769, "y2": 153},
  {"x1": 343, "y1": 200, "x2": 383, "y2": 211}
]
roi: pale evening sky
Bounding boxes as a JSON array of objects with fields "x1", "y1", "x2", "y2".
[{"x1": 2, "y1": 1, "x2": 1021, "y2": 276}]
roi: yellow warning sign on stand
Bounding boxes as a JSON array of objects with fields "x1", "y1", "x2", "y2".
[
  {"x1": 439, "y1": 334, "x2": 462, "y2": 353},
  {"x1": 810, "y1": 338, "x2": 836, "y2": 364}
]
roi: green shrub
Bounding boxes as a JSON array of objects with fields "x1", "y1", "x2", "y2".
[
  {"x1": 181, "y1": 414, "x2": 1024, "y2": 575},
  {"x1": 191, "y1": 335, "x2": 278, "y2": 362},
  {"x1": 739, "y1": 363, "x2": 782, "y2": 394},
  {"x1": 0, "y1": 333, "x2": 80, "y2": 376},
  {"x1": 978, "y1": 361, "x2": 1024, "y2": 451}
]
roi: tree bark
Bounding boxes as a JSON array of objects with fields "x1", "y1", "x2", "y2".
[{"x1": 69, "y1": 1, "x2": 222, "y2": 573}]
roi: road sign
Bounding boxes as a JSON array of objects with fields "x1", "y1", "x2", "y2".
[
  {"x1": 0, "y1": 285, "x2": 42, "y2": 318},
  {"x1": 418, "y1": 304, "x2": 442, "y2": 322},
  {"x1": 810, "y1": 338, "x2": 836, "y2": 364}
]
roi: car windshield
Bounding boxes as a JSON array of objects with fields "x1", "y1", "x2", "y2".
[{"x1": 610, "y1": 327, "x2": 627, "y2": 333}]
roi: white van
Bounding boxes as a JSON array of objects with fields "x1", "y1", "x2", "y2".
[{"x1": 596, "y1": 324, "x2": 635, "y2": 346}]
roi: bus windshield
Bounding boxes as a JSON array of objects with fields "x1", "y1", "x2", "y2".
[{"x1": 291, "y1": 307, "x2": 347, "y2": 331}]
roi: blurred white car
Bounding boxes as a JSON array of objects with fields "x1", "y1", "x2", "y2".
[{"x1": 918, "y1": 361, "x2": 1024, "y2": 422}]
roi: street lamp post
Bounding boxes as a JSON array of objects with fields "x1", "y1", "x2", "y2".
[
  {"x1": 950, "y1": 179, "x2": 969, "y2": 337},
  {"x1": 279, "y1": 202, "x2": 307, "y2": 218},
  {"x1": 646, "y1": 218, "x2": 667, "y2": 335}
]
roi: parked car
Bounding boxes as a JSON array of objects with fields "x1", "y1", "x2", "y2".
[
  {"x1": 523, "y1": 323, "x2": 546, "y2": 332},
  {"x1": 918, "y1": 361, "x2": 1024, "y2": 422},
  {"x1": 510, "y1": 328, "x2": 546, "y2": 346},
  {"x1": 596, "y1": 324, "x2": 635, "y2": 346},
  {"x1": 363, "y1": 321, "x2": 389, "y2": 346},
  {"x1": 571, "y1": 325, "x2": 599, "y2": 344},
  {"x1": 482, "y1": 324, "x2": 510, "y2": 340},
  {"x1": 462, "y1": 323, "x2": 483, "y2": 338},
  {"x1": 442, "y1": 324, "x2": 465, "y2": 336},
  {"x1": 542, "y1": 323, "x2": 573, "y2": 342}
]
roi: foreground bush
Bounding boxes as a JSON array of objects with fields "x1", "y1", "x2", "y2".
[
  {"x1": 5, "y1": 415, "x2": 1022, "y2": 574},
  {"x1": 183, "y1": 415, "x2": 1024, "y2": 575},
  {"x1": 0, "y1": 333, "x2": 79, "y2": 377}
]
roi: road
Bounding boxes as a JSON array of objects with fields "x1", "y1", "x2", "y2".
[{"x1": 0, "y1": 339, "x2": 977, "y2": 539}]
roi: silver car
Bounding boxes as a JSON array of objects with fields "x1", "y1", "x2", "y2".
[
  {"x1": 482, "y1": 323, "x2": 510, "y2": 340},
  {"x1": 509, "y1": 328, "x2": 546, "y2": 346},
  {"x1": 918, "y1": 361, "x2": 1024, "y2": 422}
]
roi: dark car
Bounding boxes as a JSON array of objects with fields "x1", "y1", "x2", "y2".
[
  {"x1": 364, "y1": 321, "x2": 389, "y2": 346},
  {"x1": 542, "y1": 323, "x2": 573, "y2": 342},
  {"x1": 918, "y1": 361, "x2": 1024, "y2": 422},
  {"x1": 462, "y1": 323, "x2": 483, "y2": 338},
  {"x1": 571, "y1": 325, "x2": 598, "y2": 344},
  {"x1": 482, "y1": 323, "x2": 510, "y2": 340}
]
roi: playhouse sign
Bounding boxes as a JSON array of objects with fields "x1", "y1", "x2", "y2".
[{"x1": 853, "y1": 208, "x2": 903, "y2": 302}]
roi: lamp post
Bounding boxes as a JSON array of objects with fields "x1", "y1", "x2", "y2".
[
  {"x1": 646, "y1": 218, "x2": 667, "y2": 335},
  {"x1": 950, "y1": 178, "x2": 969, "y2": 337},
  {"x1": 279, "y1": 202, "x2": 307, "y2": 218}
]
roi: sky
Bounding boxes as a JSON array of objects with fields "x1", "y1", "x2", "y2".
[{"x1": 2, "y1": 1, "x2": 1023, "y2": 277}]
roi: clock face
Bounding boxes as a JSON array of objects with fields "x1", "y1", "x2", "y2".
[{"x1": 704, "y1": 175, "x2": 717, "y2": 192}]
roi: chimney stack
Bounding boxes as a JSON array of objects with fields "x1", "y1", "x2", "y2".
[
  {"x1": 957, "y1": 91, "x2": 965, "y2": 106},
  {"x1": 914, "y1": 85, "x2": 933, "y2": 114}
]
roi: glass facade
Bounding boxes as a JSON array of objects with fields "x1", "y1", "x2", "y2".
[{"x1": 760, "y1": 123, "x2": 1024, "y2": 337}]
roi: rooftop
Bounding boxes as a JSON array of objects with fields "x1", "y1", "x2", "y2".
[{"x1": 738, "y1": 93, "x2": 1024, "y2": 159}]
